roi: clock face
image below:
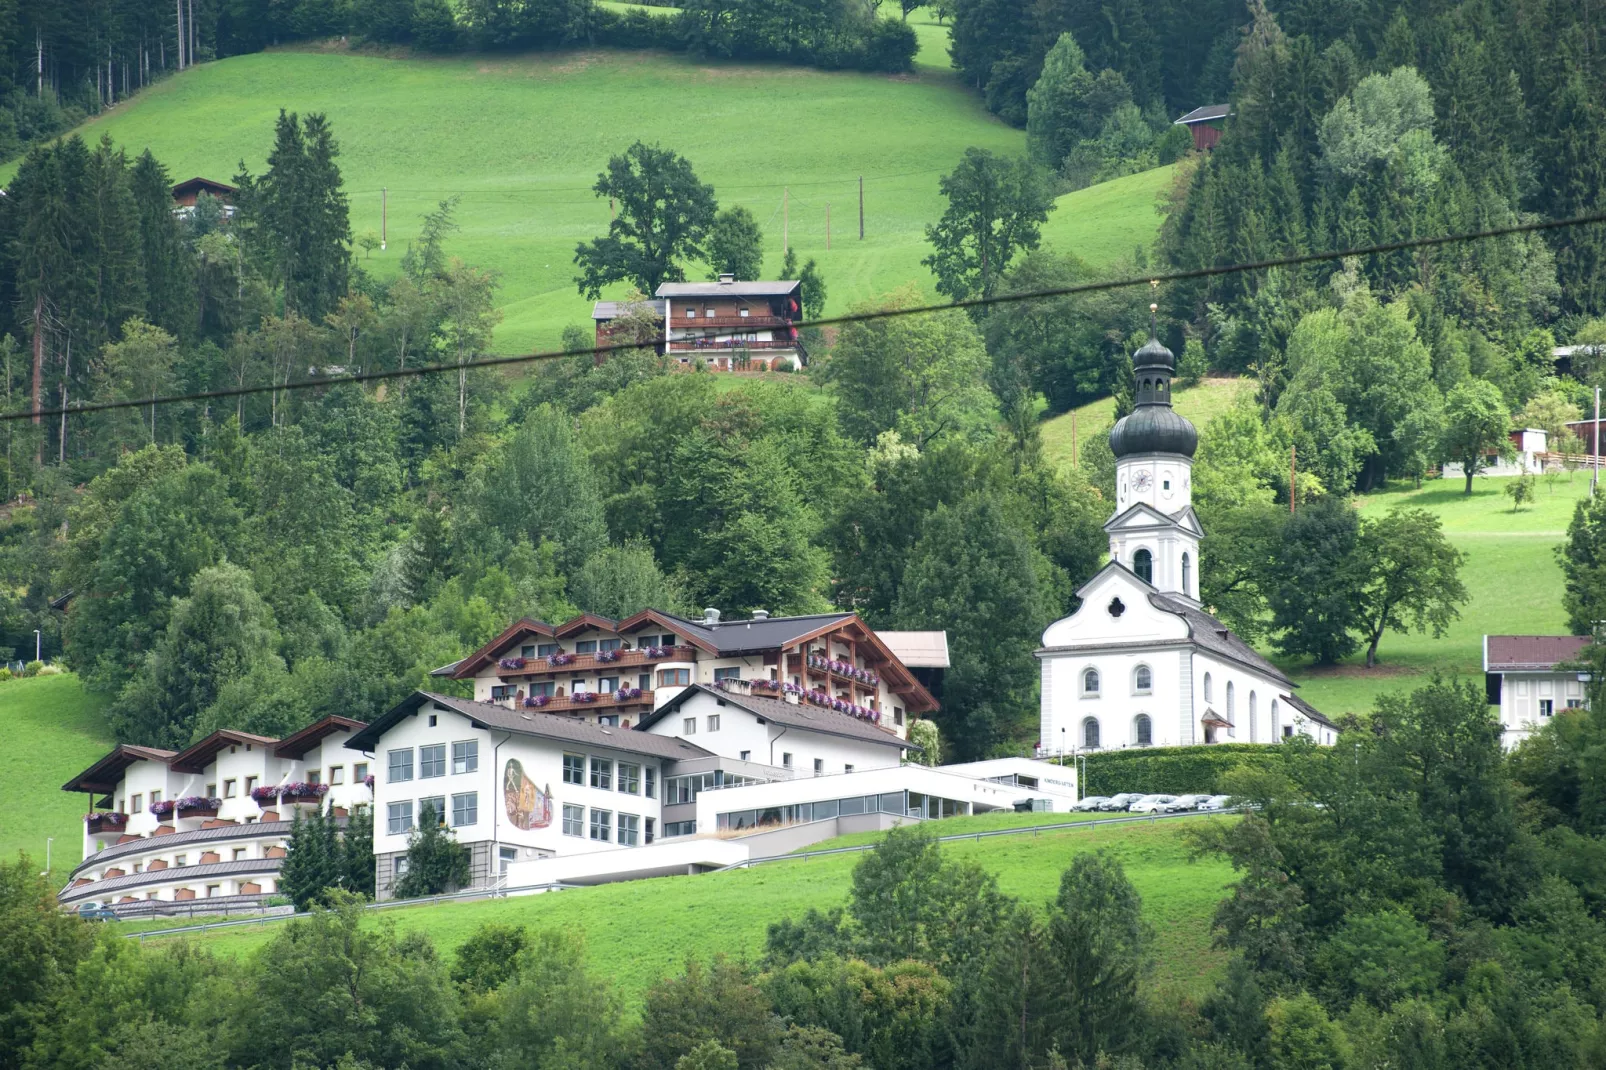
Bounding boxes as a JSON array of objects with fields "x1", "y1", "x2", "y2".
[{"x1": 1133, "y1": 470, "x2": 1153, "y2": 493}]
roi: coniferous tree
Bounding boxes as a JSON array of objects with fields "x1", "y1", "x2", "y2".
[
  {"x1": 394, "y1": 802, "x2": 470, "y2": 898},
  {"x1": 279, "y1": 808, "x2": 340, "y2": 911},
  {"x1": 130, "y1": 149, "x2": 196, "y2": 341}
]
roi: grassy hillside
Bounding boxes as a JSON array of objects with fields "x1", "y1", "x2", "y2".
[
  {"x1": 1282, "y1": 474, "x2": 1585, "y2": 718},
  {"x1": 1039, "y1": 377, "x2": 1255, "y2": 471},
  {"x1": 0, "y1": 674, "x2": 112, "y2": 869},
  {"x1": 37, "y1": 30, "x2": 1171, "y2": 354},
  {"x1": 134, "y1": 812, "x2": 1234, "y2": 1005},
  {"x1": 1038, "y1": 164, "x2": 1178, "y2": 269}
]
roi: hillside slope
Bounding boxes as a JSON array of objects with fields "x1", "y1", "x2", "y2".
[
  {"x1": 0, "y1": 674, "x2": 112, "y2": 868},
  {"x1": 43, "y1": 44, "x2": 1170, "y2": 354}
]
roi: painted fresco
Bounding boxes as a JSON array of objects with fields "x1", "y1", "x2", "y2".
[{"x1": 503, "y1": 758, "x2": 553, "y2": 830}]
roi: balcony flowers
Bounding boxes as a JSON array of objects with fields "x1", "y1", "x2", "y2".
[
  {"x1": 250, "y1": 785, "x2": 281, "y2": 805},
  {"x1": 546, "y1": 652, "x2": 576, "y2": 667},
  {"x1": 280, "y1": 782, "x2": 330, "y2": 803},
  {"x1": 640, "y1": 645, "x2": 672, "y2": 659},
  {"x1": 498, "y1": 656, "x2": 527, "y2": 670},
  {"x1": 751, "y1": 678, "x2": 783, "y2": 692},
  {"x1": 616, "y1": 686, "x2": 644, "y2": 700},
  {"x1": 364, "y1": 774, "x2": 375, "y2": 789},
  {"x1": 571, "y1": 691, "x2": 599, "y2": 703},
  {"x1": 176, "y1": 796, "x2": 222, "y2": 817},
  {"x1": 524, "y1": 694, "x2": 552, "y2": 708},
  {"x1": 596, "y1": 649, "x2": 621, "y2": 663},
  {"x1": 149, "y1": 799, "x2": 176, "y2": 817},
  {"x1": 86, "y1": 811, "x2": 127, "y2": 831}
]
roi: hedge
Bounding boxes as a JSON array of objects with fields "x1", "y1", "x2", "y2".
[{"x1": 1060, "y1": 744, "x2": 1290, "y2": 797}]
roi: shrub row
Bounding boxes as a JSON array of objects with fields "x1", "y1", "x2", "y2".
[{"x1": 1067, "y1": 743, "x2": 1288, "y2": 797}]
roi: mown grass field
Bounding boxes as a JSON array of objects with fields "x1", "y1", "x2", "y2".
[
  {"x1": 0, "y1": 674, "x2": 112, "y2": 869},
  {"x1": 129, "y1": 812, "x2": 1234, "y2": 1006},
  {"x1": 31, "y1": 21, "x2": 1169, "y2": 354},
  {"x1": 1039, "y1": 376, "x2": 1255, "y2": 471}
]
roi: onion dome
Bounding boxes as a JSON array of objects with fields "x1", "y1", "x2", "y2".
[{"x1": 1108, "y1": 335, "x2": 1197, "y2": 459}]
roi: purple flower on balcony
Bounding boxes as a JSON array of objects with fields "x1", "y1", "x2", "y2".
[
  {"x1": 364, "y1": 775, "x2": 375, "y2": 789},
  {"x1": 596, "y1": 649, "x2": 620, "y2": 663},
  {"x1": 498, "y1": 656, "x2": 527, "y2": 670},
  {"x1": 279, "y1": 783, "x2": 329, "y2": 798},
  {"x1": 546, "y1": 653, "x2": 576, "y2": 667},
  {"x1": 86, "y1": 810, "x2": 127, "y2": 826},
  {"x1": 250, "y1": 786, "x2": 280, "y2": 802},
  {"x1": 176, "y1": 796, "x2": 222, "y2": 812},
  {"x1": 525, "y1": 695, "x2": 552, "y2": 708},
  {"x1": 572, "y1": 691, "x2": 598, "y2": 703},
  {"x1": 149, "y1": 800, "x2": 176, "y2": 817},
  {"x1": 617, "y1": 686, "x2": 643, "y2": 700},
  {"x1": 641, "y1": 645, "x2": 671, "y2": 659}
]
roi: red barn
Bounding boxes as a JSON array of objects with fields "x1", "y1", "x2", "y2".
[{"x1": 1174, "y1": 105, "x2": 1231, "y2": 151}]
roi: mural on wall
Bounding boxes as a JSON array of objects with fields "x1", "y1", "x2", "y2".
[{"x1": 503, "y1": 758, "x2": 553, "y2": 830}]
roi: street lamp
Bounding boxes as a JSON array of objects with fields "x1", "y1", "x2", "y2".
[
  {"x1": 39, "y1": 836, "x2": 52, "y2": 877},
  {"x1": 33, "y1": 629, "x2": 40, "y2": 663}
]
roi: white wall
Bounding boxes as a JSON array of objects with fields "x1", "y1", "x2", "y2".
[
  {"x1": 644, "y1": 690, "x2": 904, "y2": 775},
  {"x1": 1499, "y1": 671, "x2": 1587, "y2": 747}
]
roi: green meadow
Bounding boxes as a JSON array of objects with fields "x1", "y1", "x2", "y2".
[{"x1": 0, "y1": 674, "x2": 112, "y2": 870}]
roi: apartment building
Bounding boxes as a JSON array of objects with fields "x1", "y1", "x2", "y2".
[
  {"x1": 1484, "y1": 634, "x2": 1592, "y2": 748},
  {"x1": 58, "y1": 716, "x2": 368, "y2": 914}
]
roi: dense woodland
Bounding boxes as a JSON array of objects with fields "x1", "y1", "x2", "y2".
[{"x1": 13, "y1": 677, "x2": 1606, "y2": 1069}]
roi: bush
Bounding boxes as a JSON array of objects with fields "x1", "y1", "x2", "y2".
[
  {"x1": 0, "y1": 667, "x2": 13, "y2": 683},
  {"x1": 1076, "y1": 743, "x2": 1290, "y2": 796},
  {"x1": 22, "y1": 660, "x2": 43, "y2": 677}
]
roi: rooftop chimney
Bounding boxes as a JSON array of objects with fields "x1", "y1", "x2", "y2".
[
  {"x1": 752, "y1": 609, "x2": 769, "y2": 620},
  {"x1": 718, "y1": 273, "x2": 735, "y2": 284},
  {"x1": 703, "y1": 607, "x2": 721, "y2": 625}
]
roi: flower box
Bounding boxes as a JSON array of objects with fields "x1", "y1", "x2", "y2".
[
  {"x1": 149, "y1": 800, "x2": 176, "y2": 817},
  {"x1": 751, "y1": 679, "x2": 783, "y2": 693},
  {"x1": 364, "y1": 774, "x2": 375, "y2": 789},
  {"x1": 498, "y1": 656, "x2": 528, "y2": 670},
  {"x1": 175, "y1": 796, "x2": 221, "y2": 818},
  {"x1": 86, "y1": 811, "x2": 128, "y2": 834},
  {"x1": 640, "y1": 645, "x2": 672, "y2": 659},
  {"x1": 595, "y1": 649, "x2": 621, "y2": 663},
  {"x1": 546, "y1": 652, "x2": 576, "y2": 667},
  {"x1": 571, "y1": 691, "x2": 598, "y2": 703},
  {"x1": 279, "y1": 782, "x2": 329, "y2": 805},
  {"x1": 250, "y1": 785, "x2": 281, "y2": 807},
  {"x1": 615, "y1": 686, "x2": 644, "y2": 700},
  {"x1": 524, "y1": 694, "x2": 551, "y2": 708}
]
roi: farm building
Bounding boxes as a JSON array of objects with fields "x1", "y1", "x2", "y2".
[
  {"x1": 1484, "y1": 634, "x2": 1592, "y2": 748},
  {"x1": 170, "y1": 176, "x2": 237, "y2": 218},
  {"x1": 1174, "y1": 105, "x2": 1230, "y2": 151}
]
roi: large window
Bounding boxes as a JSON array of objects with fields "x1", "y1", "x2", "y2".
[
  {"x1": 1082, "y1": 668, "x2": 1100, "y2": 696},
  {"x1": 589, "y1": 809, "x2": 612, "y2": 842},
  {"x1": 617, "y1": 763, "x2": 640, "y2": 794},
  {"x1": 386, "y1": 801, "x2": 414, "y2": 835},
  {"x1": 599, "y1": 638, "x2": 621, "y2": 652},
  {"x1": 1203, "y1": 673, "x2": 1213, "y2": 703},
  {"x1": 388, "y1": 748, "x2": 414, "y2": 783},
  {"x1": 420, "y1": 744, "x2": 447, "y2": 779},
  {"x1": 658, "y1": 668, "x2": 690, "y2": 687},
  {"x1": 537, "y1": 643, "x2": 559, "y2": 657},
  {"x1": 713, "y1": 667, "x2": 741, "y2": 682},
  {"x1": 452, "y1": 740, "x2": 478, "y2": 775},
  {"x1": 1083, "y1": 717, "x2": 1101, "y2": 749},
  {"x1": 1134, "y1": 715, "x2": 1153, "y2": 747},
  {"x1": 1133, "y1": 548, "x2": 1153, "y2": 584},
  {"x1": 419, "y1": 796, "x2": 446, "y2": 825},
  {"x1": 576, "y1": 640, "x2": 598, "y2": 654},
  {"x1": 682, "y1": 717, "x2": 697, "y2": 735},
  {"x1": 1182, "y1": 552, "x2": 1191, "y2": 594},
  {"x1": 562, "y1": 804, "x2": 584, "y2": 837},
  {"x1": 663, "y1": 820, "x2": 697, "y2": 837},
  {"x1": 562, "y1": 753, "x2": 585, "y2": 785},
  {"x1": 645, "y1": 767, "x2": 657, "y2": 799},
  {"x1": 618, "y1": 813, "x2": 640, "y2": 846},
  {"x1": 1133, "y1": 665, "x2": 1152, "y2": 694},
  {"x1": 590, "y1": 757, "x2": 612, "y2": 791},
  {"x1": 451, "y1": 792, "x2": 478, "y2": 827}
]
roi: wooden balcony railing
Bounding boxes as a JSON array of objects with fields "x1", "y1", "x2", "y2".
[
  {"x1": 515, "y1": 689, "x2": 656, "y2": 713},
  {"x1": 667, "y1": 339, "x2": 798, "y2": 351},
  {"x1": 496, "y1": 646, "x2": 695, "y2": 678},
  {"x1": 673, "y1": 315, "x2": 788, "y2": 328}
]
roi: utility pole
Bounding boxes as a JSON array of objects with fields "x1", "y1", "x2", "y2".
[
  {"x1": 381, "y1": 187, "x2": 387, "y2": 250},
  {"x1": 783, "y1": 187, "x2": 789, "y2": 254},
  {"x1": 858, "y1": 176, "x2": 864, "y2": 239},
  {"x1": 175, "y1": 0, "x2": 184, "y2": 69},
  {"x1": 1594, "y1": 386, "x2": 1601, "y2": 498}
]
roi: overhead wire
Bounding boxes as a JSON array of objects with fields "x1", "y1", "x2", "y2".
[{"x1": 5, "y1": 207, "x2": 1603, "y2": 424}]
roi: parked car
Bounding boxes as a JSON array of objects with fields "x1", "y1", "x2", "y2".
[
  {"x1": 1197, "y1": 794, "x2": 1234, "y2": 811},
  {"x1": 77, "y1": 903, "x2": 117, "y2": 922},
  {"x1": 1072, "y1": 796, "x2": 1111, "y2": 811},
  {"x1": 1163, "y1": 794, "x2": 1212, "y2": 813},
  {"x1": 1128, "y1": 794, "x2": 1179, "y2": 814},
  {"x1": 1098, "y1": 793, "x2": 1146, "y2": 811}
]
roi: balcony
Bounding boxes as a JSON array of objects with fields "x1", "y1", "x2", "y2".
[
  {"x1": 667, "y1": 339, "x2": 798, "y2": 352},
  {"x1": 673, "y1": 314, "x2": 788, "y2": 328},
  {"x1": 496, "y1": 646, "x2": 695, "y2": 678},
  {"x1": 85, "y1": 812, "x2": 128, "y2": 836},
  {"x1": 518, "y1": 688, "x2": 655, "y2": 713},
  {"x1": 804, "y1": 654, "x2": 881, "y2": 690}
]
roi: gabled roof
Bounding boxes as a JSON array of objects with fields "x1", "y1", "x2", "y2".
[
  {"x1": 449, "y1": 617, "x2": 557, "y2": 678},
  {"x1": 62, "y1": 744, "x2": 177, "y2": 794},
  {"x1": 1104, "y1": 501, "x2": 1186, "y2": 534},
  {"x1": 169, "y1": 730, "x2": 280, "y2": 774},
  {"x1": 656, "y1": 280, "x2": 800, "y2": 299},
  {"x1": 1484, "y1": 635, "x2": 1592, "y2": 672},
  {"x1": 1074, "y1": 557, "x2": 1155, "y2": 600},
  {"x1": 875, "y1": 631, "x2": 950, "y2": 668},
  {"x1": 592, "y1": 300, "x2": 662, "y2": 322},
  {"x1": 274, "y1": 716, "x2": 367, "y2": 760},
  {"x1": 1175, "y1": 104, "x2": 1231, "y2": 125},
  {"x1": 638, "y1": 684, "x2": 917, "y2": 750},
  {"x1": 554, "y1": 613, "x2": 622, "y2": 638},
  {"x1": 345, "y1": 692, "x2": 713, "y2": 761},
  {"x1": 1283, "y1": 693, "x2": 1337, "y2": 730},
  {"x1": 171, "y1": 176, "x2": 238, "y2": 197},
  {"x1": 1149, "y1": 593, "x2": 1295, "y2": 689}
]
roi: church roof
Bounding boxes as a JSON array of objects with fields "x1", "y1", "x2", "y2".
[
  {"x1": 1148, "y1": 592, "x2": 1296, "y2": 689},
  {"x1": 1103, "y1": 501, "x2": 1204, "y2": 536}
]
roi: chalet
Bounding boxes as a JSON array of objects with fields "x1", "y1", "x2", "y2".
[
  {"x1": 658, "y1": 275, "x2": 804, "y2": 370},
  {"x1": 1174, "y1": 105, "x2": 1230, "y2": 151},
  {"x1": 170, "y1": 176, "x2": 237, "y2": 219},
  {"x1": 1442, "y1": 427, "x2": 1550, "y2": 478},
  {"x1": 1484, "y1": 634, "x2": 1591, "y2": 748}
]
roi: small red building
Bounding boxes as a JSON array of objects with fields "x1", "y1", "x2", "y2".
[
  {"x1": 1174, "y1": 105, "x2": 1231, "y2": 151},
  {"x1": 170, "y1": 176, "x2": 237, "y2": 217}
]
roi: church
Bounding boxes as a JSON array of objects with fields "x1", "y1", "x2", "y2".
[{"x1": 1036, "y1": 330, "x2": 1338, "y2": 755}]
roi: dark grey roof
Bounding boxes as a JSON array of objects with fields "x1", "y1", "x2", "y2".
[
  {"x1": 346, "y1": 692, "x2": 712, "y2": 761},
  {"x1": 1175, "y1": 104, "x2": 1231, "y2": 124},
  {"x1": 639, "y1": 685, "x2": 917, "y2": 750},
  {"x1": 592, "y1": 300, "x2": 662, "y2": 321},
  {"x1": 59, "y1": 859, "x2": 282, "y2": 903},
  {"x1": 656, "y1": 280, "x2": 800, "y2": 298},
  {"x1": 662, "y1": 611, "x2": 855, "y2": 656},
  {"x1": 1283, "y1": 693, "x2": 1337, "y2": 729},
  {"x1": 72, "y1": 819, "x2": 306, "y2": 877},
  {"x1": 1148, "y1": 593, "x2": 1296, "y2": 689}
]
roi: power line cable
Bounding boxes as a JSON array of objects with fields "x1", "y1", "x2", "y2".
[{"x1": 6, "y1": 208, "x2": 1602, "y2": 424}]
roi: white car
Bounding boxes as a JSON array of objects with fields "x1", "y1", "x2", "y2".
[
  {"x1": 1197, "y1": 794, "x2": 1234, "y2": 811},
  {"x1": 1072, "y1": 796, "x2": 1111, "y2": 811},
  {"x1": 1162, "y1": 794, "x2": 1211, "y2": 813},
  {"x1": 1098, "y1": 793, "x2": 1146, "y2": 811},
  {"x1": 1128, "y1": 794, "x2": 1178, "y2": 814}
]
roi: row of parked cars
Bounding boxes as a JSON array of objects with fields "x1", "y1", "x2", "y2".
[{"x1": 1072, "y1": 793, "x2": 1234, "y2": 814}]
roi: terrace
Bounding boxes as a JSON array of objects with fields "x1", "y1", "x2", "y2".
[
  {"x1": 495, "y1": 645, "x2": 695, "y2": 678},
  {"x1": 515, "y1": 688, "x2": 656, "y2": 713}
]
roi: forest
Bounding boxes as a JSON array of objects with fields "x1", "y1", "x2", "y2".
[{"x1": 12, "y1": 676, "x2": 1606, "y2": 1070}]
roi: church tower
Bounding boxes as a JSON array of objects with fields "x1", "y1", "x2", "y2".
[{"x1": 1105, "y1": 327, "x2": 1202, "y2": 600}]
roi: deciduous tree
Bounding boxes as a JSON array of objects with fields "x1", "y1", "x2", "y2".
[
  {"x1": 706, "y1": 205, "x2": 763, "y2": 281},
  {"x1": 1354, "y1": 507, "x2": 1467, "y2": 668},
  {"x1": 923, "y1": 148, "x2": 1055, "y2": 303},
  {"x1": 574, "y1": 142, "x2": 717, "y2": 298},
  {"x1": 1439, "y1": 378, "x2": 1512, "y2": 495}
]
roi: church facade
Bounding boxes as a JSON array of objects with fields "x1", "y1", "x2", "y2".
[{"x1": 1037, "y1": 334, "x2": 1337, "y2": 756}]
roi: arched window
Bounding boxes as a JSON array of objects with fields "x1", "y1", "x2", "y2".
[
  {"x1": 1271, "y1": 699, "x2": 1279, "y2": 740},
  {"x1": 1226, "y1": 682, "x2": 1236, "y2": 736},
  {"x1": 1248, "y1": 691, "x2": 1258, "y2": 742},
  {"x1": 1181, "y1": 552, "x2": 1191, "y2": 596},
  {"x1": 1203, "y1": 672, "x2": 1213, "y2": 703},
  {"x1": 1133, "y1": 664, "x2": 1152, "y2": 694},
  {"x1": 1082, "y1": 668, "x2": 1100, "y2": 696},
  {"x1": 1083, "y1": 717, "x2": 1101, "y2": 749},
  {"x1": 1134, "y1": 714, "x2": 1152, "y2": 747},
  {"x1": 1133, "y1": 548, "x2": 1153, "y2": 584}
]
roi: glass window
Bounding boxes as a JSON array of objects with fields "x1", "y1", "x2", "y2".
[
  {"x1": 562, "y1": 754, "x2": 585, "y2": 785},
  {"x1": 353, "y1": 763, "x2": 368, "y2": 783},
  {"x1": 599, "y1": 676, "x2": 619, "y2": 692},
  {"x1": 530, "y1": 680, "x2": 555, "y2": 698},
  {"x1": 576, "y1": 640, "x2": 598, "y2": 654},
  {"x1": 1182, "y1": 552, "x2": 1191, "y2": 594},
  {"x1": 1135, "y1": 715, "x2": 1152, "y2": 746},
  {"x1": 814, "y1": 758, "x2": 824, "y2": 775},
  {"x1": 223, "y1": 780, "x2": 236, "y2": 799},
  {"x1": 1134, "y1": 665, "x2": 1152, "y2": 693},
  {"x1": 329, "y1": 767, "x2": 345, "y2": 785},
  {"x1": 419, "y1": 796, "x2": 446, "y2": 825},
  {"x1": 151, "y1": 790, "x2": 163, "y2": 806},
  {"x1": 386, "y1": 800, "x2": 413, "y2": 835},
  {"x1": 658, "y1": 668, "x2": 690, "y2": 687},
  {"x1": 618, "y1": 763, "x2": 640, "y2": 794},
  {"x1": 645, "y1": 817, "x2": 656, "y2": 844},
  {"x1": 520, "y1": 644, "x2": 536, "y2": 658},
  {"x1": 683, "y1": 717, "x2": 697, "y2": 735},
  {"x1": 1203, "y1": 672, "x2": 1213, "y2": 703},
  {"x1": 618, "y1": 813, "x2": 640, "y2": 846},
  {"x1": 844, "y1": 764, "x2": 854, "y2": 773},
  {"x1": 599, "y1": 638, "x2": 621, "y2": 651},
  {"x1": 1083, "y1": 717, "x2": 1101, "y2": 749},
  {"x1": 740, "y1": 750, "x2": 751, "y2": 761},
  {"x1": 663, "y1": 820, "x2": 696, "y2": 837},
  {"x1": 393, "y1": 856, "x2": 409, "y2": 878},
  {"x1": 894, "y1": 707, "x2": 904, "y2": 726},
  {"x1": 562, "y1": 804, "x2": 584, "y2": 837},
  {"x1": 645, "y1": 767, "x2": 657, "y2": 799},
  {"x1": 590, "y1": 757, "x2": 612, "y2": 790},
  {"x1": 1133, "y1": 548, "x2": 1153, "y2": 584},
  {"x1": 713, "y1": 666, "x2": 741, "y2": 681},
  {"x1": 420, "y1": 744, "x2": 446, "y2": 778},
  {"x1": 451, "y1": 792, "x2": 478, "y2": 827},
  {"x1": 388, "y1": 749, "x2": 414, "y2": 782},
  {"x1": 707, "y1": 714, "x2": 721, "y2": 732},
  {"x1": 452, "y1": 740, "x2": 479, "y2": 775},
  {"x1": 1083, "y1": 668, "x2": 1100, "y2": 695},
  {"x1": 782, "y1": 752, "x2": 793, "y2": 768},
  {"x1": 132, "y1": 793, "x2": 143, "y2": 812},
  {"x1": 1540, "y1": 699, "x2": 1555, "y2": 716},
  {"x1": 491, "y1": 685, "x2": 515, "y2": 701},
  {"x1": 537, "y1": 643, "x2": 559, "y2": 657},
  {"x1": 599, "y1": 715, "x2": 619, "y2": 727},
  {"x1": 589, "y1": 809, "x2": 612, "y2": 841},
  {"x1": 307, "y1": 770, "x2": 321, "y2": 785}
]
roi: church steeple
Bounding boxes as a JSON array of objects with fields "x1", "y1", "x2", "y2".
[{"x1": 1105, "y1": 321, "x2": 1202, "y2": 600}]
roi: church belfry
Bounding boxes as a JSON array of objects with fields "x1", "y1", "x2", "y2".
[{"x1": 1105, "y1": 323, "x2": 1202, "y2": 600}]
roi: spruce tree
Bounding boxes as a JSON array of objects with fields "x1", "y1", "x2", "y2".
[
  {"x1": 394, "y1": 802, "x2": 471, "y2": 898},
  {"x1": 280, "y1": 809, "x2": 338, "y2": 911},
  {"x1": 130, "y1": 150, "x2": 196, "y2": 340}
]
